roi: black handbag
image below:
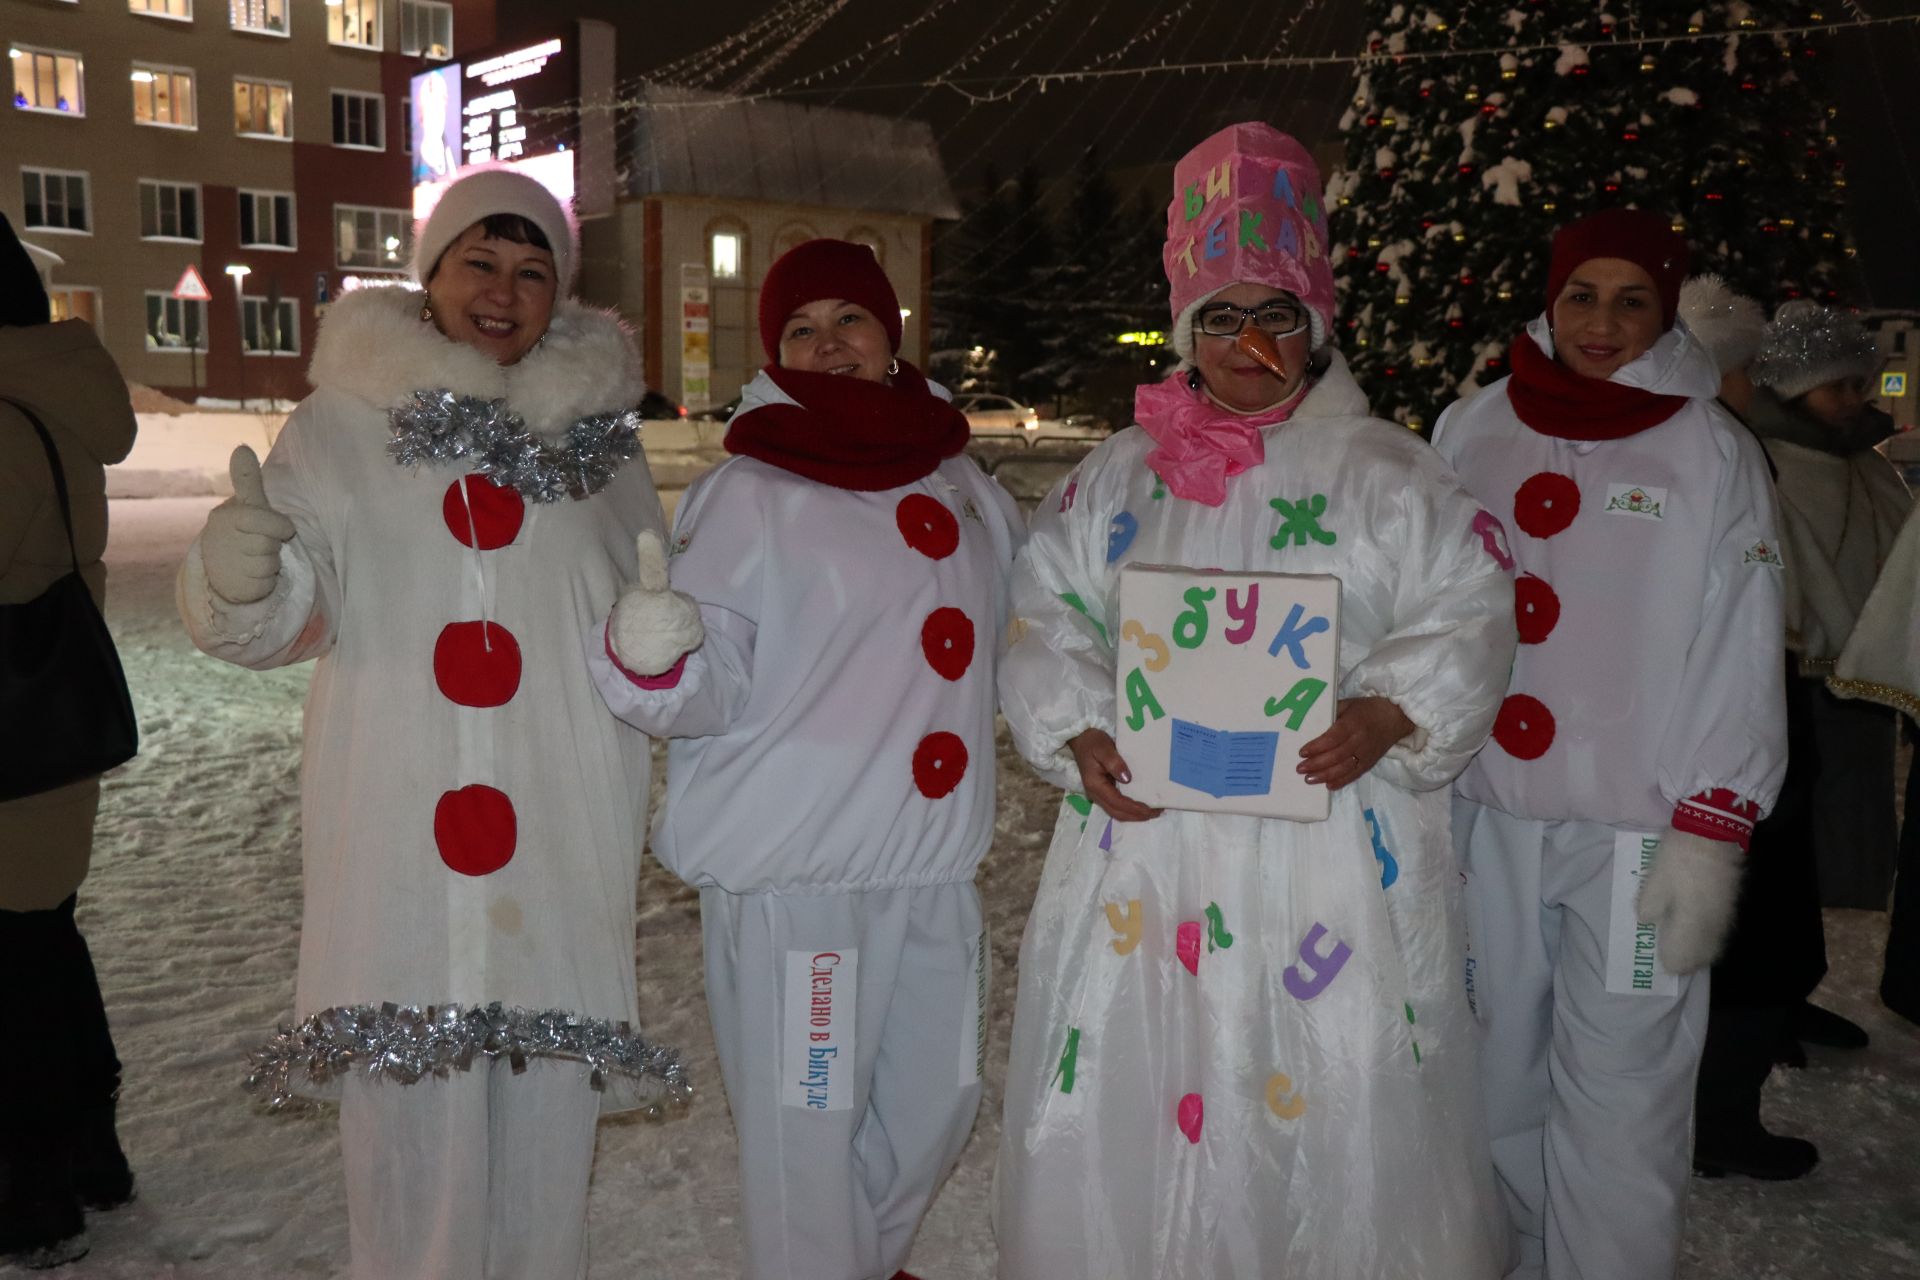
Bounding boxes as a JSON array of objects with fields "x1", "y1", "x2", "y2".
[{"x1": 0, "y1": 397, "x2": 138, "y2": 801}]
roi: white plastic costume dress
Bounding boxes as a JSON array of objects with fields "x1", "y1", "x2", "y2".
[
  {"x1": 589, "y1": 368, "x2": 1025, "y2": 1280},
  {"x1": 178, "y1": 286, "x2": 684, "y2": 1279},
  {"x1": 1432, "y1": 318, "x2": 1787, "y2": 1280},
  {"x1": 993, "y1": 352, "x2": 1518, "y2": 1280}
]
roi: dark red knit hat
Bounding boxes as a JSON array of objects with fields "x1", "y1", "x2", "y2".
[
  {"x1": 758, "y1": 238, "x2": 903, "y2": 361},
  {"x1": 1546, "y1": 209, "x2": 1690, "y2": 330}
]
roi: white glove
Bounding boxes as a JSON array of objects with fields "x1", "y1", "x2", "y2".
[
  {"x1": 608, "y1": 529, "x2": 705, "y2": 676},
  {"x1": 201, "y1": 445, "x2": 296, "y2": 605},
  {"x1": 1636, "y1": 825, "x2": 1745, "y2": 975}
]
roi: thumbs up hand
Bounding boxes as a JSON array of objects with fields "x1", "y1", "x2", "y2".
[
  {"x1": 201, "y1": 445, "x2": 297, "y2": 604},
  {"x1": 608, "y1": 529, "x2": 706, "y2": 676}
]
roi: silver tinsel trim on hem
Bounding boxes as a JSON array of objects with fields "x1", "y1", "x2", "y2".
[
  {"x1": 245, "y1": 1002, "x2": 693, "y2": 1115},
  {"x1": 387, "y1": 390, "x2": 644, "y2": 502}
]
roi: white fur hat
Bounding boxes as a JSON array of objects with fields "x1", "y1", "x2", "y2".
[
  {"x1": 1751, "y1": 300, "x2": 1880, "y2": 401},
  {"x1": 1676, "y1": 274, "x2": 1765, "y2": 376},
  {"x1": 412, "y1": 168, "x2": 578, "y2": 292}
]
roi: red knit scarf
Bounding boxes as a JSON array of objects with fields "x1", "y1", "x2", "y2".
[
  {"x1": 724, "y1": 361, "x2": 970, "y2": 491},
  {"x1": 1506, "y1": 332, "x2": 1689, "y2": 440}
]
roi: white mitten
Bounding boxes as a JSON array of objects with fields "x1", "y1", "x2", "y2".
[
  {"x1": 201, "y1": 445, "x2": 296, "y2": 605},
  {"x1": 609, "y1": 529, "x2": 705, "y2": 676},
  {"x1": 1636, "y1": 825, "x2": 1745, "y2": 975}
]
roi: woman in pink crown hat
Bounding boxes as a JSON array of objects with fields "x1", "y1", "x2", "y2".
[{"x1": 992, "y1": 122, "x2": 1516, "y2": 1277}]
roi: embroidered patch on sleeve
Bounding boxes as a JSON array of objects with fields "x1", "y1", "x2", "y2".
[
  {"x1": 1743, "y1": 539, "x2": 1785, "y2": 567},
  {"x1": 1603, "y1": 484, "x2": 1667, "y2": 520}
]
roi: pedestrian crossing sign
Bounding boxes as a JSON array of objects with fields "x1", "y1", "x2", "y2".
[{"x1": 1883, "y1": 371, "x2": 1908, "y2": 397}]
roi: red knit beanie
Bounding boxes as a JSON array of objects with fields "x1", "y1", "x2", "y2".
[
  {"x1": 1545, "y1": 209, "x2": 1690, "y2": 330},
  {"x1": 758, "y1": 239, "x2": 903, "y2": 361}
]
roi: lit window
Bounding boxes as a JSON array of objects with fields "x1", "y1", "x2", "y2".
[
  {"x1": 400, "y1": 1, "x2": 454, "y2": 60},
  {"x1": 130, "y1": 0, "x2": 192, "y2": 17},
  {"x1": 234, "y1": 77, "x2": 291, "y2": 138},
  {"x1": 132, "y1": 64, "x2": 196, "y2": 129},
  {"x1": 140, "y1": 180, "x2": 202, "y2": 241},
  {"x1": 334, "y1": 204, "x2": 411, "y2": 270},
  {"x1": 12, "y1": 46, "x2": 85, "y2": 116},
  {"x1": 239, "y1": 190, "x2": 295, "y2": 249},
  {"x1": 330, "y1": 90, "x2": 384, "y2": 149},
  {"x1": 145, "y1": 292, "x2": 207, "y2": 352},
  {"x1": 242, "y1": 296, "x2": 299, "y2": 355},
  {"x1": 229, "y1": 0, "x2": 288, "y2": 36},
  {"x1": 49, "y1": 286, "x2": 101, "y2": 328},
  {"x1": 328, "y1": 0, "x2": 382, "y2": 50},
  {"x1": 21, "y1": 168, "x2": 90, "y2": 233},
  {"x1": 711, "y1": 231, "x2": 742, "y2": 280}
]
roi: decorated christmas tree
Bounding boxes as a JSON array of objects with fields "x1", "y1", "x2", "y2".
[{"x1": 1330, "y1": 1, "x2": 1857, "y2": 429}]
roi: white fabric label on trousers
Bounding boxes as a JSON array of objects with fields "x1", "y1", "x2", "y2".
[
  {"x1": 1606, "y1": 831, "x2": 1679, "y2": 997},
  {"x1": 960, "y1": 924, "x2": 988, "y2": 1087},
  {"x1": 783, "y1": 948, "x2": 856, "y2": 1111}
]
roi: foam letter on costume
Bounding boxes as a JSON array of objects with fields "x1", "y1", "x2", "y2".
[
  {"x1": 1224, "y1": 584, "x2": 1259, "y2": 644},
  {"x1": 1237, "y1": 209, "x2": 1268, "y2": 251},
  {"x1": 1106, "y1": 900, "x2": 1143, "y2": 956},
  {"x1": 1269, "y1": 494, "x2": 1337, "y2": 548},
  {"x1": 1174, "y1": 237, "x2": 1199, "y2": 278},
  {"x1": 1265, "y1": 678, "x2": 1328, "y2": 731},
  {"x1": 1272, "y1": 167, "x2": 1298, "y2": 208},
  {"x1": 1204, "y1": 217, "x2": 1229, "y2": 261},
  {"x1": 1277, "y1": 218, "x2": 1300, "y2": 259},
  {"x1": 1204, "y1": 161, "x2": 1231, "y2": 204},
  {"x1": 1265, "y1": 602, "x2": 1329, "y2": 668},
  {"x1": 1051, "y1": 1027, "x2": 1081, "y2": 1094},
  {"x1": 1172, "y1": 586, "x2": 1215, "y2": 649},
  {"x1": 1282, "y1": 923, "x2": 1353, "y2": 1001},
  {"x1": 1266, "y1": 1073, "x2": 1307, "y2": 1120},
  {"x1": 1205, "y1": 902, "x2": 1234, "y2": 952},
  {"x1": 1303, "y1": 226, "x2": 1322, "y2": 264},
  {"x1": 1123, "y1": 667, "x2": 1166, "y2": 731},
  {"x1": 1183, "y1": 182, "x2": 1204, "y2": 222},
  {"x1": 1121, "y1": 619, "x2": 1171, "y2": 672}
]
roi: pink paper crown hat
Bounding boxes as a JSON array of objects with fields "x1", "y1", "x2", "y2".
[{"x1": 1162, "y1": 122, "x2": 1336, "y2": 363}]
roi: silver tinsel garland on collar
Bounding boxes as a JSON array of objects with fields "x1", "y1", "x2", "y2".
[
  {"x1": 245, "y1": 1001, "x2": 693, "y2": 1114},
  {"x1": 387, "y1": 389, "x2": 644, "y2": 502}
]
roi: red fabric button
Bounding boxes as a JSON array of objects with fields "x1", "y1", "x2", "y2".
[
  {"x1": 443, "y1": 475, "x2": 524, "y2": 550},
  {"x1": 921, "y1": 607, "x2": 975, "y2": 681},
  {"x1": 896, "y1": 494, "x2": 960, "y2": 560},
  {"x1": 1492, "y1": 694, "x2": 1556, "y2": 760},
  {"x1": 912, "y1": 731, "x2": 969, "y2": 799},
  {"x1": 1513, "y1": 574, "x2": 1561, "y2": 645},
  {"x1": 1512, "y1": 472, "x2": 1580, "y2": 540},
  {"x1": 433, "y1": 621, "x2": 523, "y2": 707},
  {"x1": 434, "y1": 785, "x2": 517, "y2": 876}
]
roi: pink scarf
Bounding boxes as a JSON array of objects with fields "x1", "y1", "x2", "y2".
[{"x1": 1134, "y1": 374, "x2": 1310, "y2": 506}]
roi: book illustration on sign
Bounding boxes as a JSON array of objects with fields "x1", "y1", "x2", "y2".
[{"x1": 1114, "y1": 564, "x2": 1340, "y2": 821}]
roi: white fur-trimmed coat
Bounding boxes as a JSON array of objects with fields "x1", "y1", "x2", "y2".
[{"x1": 177, "y1": 286, "x2": 669, "y2": 1110}]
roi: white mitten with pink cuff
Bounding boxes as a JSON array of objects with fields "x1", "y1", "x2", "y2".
[
  {"x1": 1636, "y1": 826, "x2": 1745, "y2": 975},
  {"x1": 608, "y1": 529, "x2": 705, "y2": 677}
]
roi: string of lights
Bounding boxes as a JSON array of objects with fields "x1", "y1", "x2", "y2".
[{"x1": 727, "y1": 0, "x2": 856, "y2": 92}]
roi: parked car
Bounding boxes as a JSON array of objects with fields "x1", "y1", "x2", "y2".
[
  {"x1": 955, "y1": 393, "x2": 1041, "y2": 441},
  {"x1": 639, "y1": 389, "x2": 686, "y2": 420}
]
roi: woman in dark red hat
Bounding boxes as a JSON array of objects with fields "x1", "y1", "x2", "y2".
[
  {"x1": 1432, "y1": 209, "x2": 1788, "y2": 1278},
  {"x1": 587, "y1": 239, "x2": 1025, "y2": 1280}
]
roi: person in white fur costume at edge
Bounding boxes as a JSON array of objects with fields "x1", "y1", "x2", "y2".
[
  {"x1": 1431, "y1": 210, "x2": 1787, "y2": 1280},
  {"x1": 991, "y1": 121, "x2": 1519, "y2": 1279},
  {"x1": 176, "y1": 169, "x2": 688, "y2": 1280},
  {"x1": 587, "y1": 237, "x2": 1025, "y2": 1280}
]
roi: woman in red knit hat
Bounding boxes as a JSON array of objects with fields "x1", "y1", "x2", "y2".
[
  {"x1": 1432, "y1": 209, "x2": 1788, "y2": 1278},
  {"x1": 587, "y1": 239, "x2": 1025, "y2": 1280}
]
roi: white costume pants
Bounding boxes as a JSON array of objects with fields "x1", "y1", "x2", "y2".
[
  {"x1": 701, "y1": 880, "x2": 987, "y2": 1280},
  {"x1": 1454, "y1": 800, "x2": 1708, "y2": 1280},
  {"x1": 337, "y1": 1060, "x2": 601, "y2": 1280}
]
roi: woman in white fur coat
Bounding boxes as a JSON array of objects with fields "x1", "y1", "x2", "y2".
[{"x1": 176, "y1": 170, "x2": 686, "y2": 1280}]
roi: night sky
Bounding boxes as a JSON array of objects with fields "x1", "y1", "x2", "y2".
[{"x1": 497, "y1": 0, "x2": 1920, "y2": 307}]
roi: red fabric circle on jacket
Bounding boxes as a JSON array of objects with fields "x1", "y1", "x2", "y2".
[
  {"x1": 434, "y1": 785, "x2": 517, "y2": 876},
  {"x1": 1513, "y1": 574, "x2": 1562, "y2": 646},
  {"x1": 921, "y1": 607, "x2": 976, "y2": 681},
  {"x1": 896, "y1": 494, "x2": 960, "y2": 560},
  {"x1": 1492, "y1": 694, "x2": 1556, "y2": 760},
  {"x1": 433, "y1": 621, "x2": 523, "y2": 707},
  {"x1": 443, "y1": 475, "x2": 525, "y2": 550},
  {"x1": 912, "y1": 731, "x2": 969, "y2": 799},
  {"x1": 1512, "y1": 472, "x2": 1581, "y2": 540}
]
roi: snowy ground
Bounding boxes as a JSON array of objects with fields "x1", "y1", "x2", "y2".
[{"x1": 11, "y1": 495, "x2": 1920, "y2": 1279}]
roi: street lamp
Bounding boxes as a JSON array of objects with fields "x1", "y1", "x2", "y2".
[{"x1": 226, "y1": 264, "x2": 251, "y2": 408}]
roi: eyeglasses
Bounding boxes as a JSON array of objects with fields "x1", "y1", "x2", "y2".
[{"x1": 1195, "y1": 299, "x2": 1309, "y2": 340}]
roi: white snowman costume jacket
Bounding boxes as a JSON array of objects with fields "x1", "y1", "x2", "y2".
[
  {"x1": 178, "y1": 285, "x2": 685, "y2": 1112},
  {"x1": 993, "y1": 351, "x2": 1518, "y2": 1279},
  {"x1": 1431, "y1": 318, "x2": 1787, "y2": 1280},
  {"x1": 588, "y1": 367, "x2": 1025, "y2": 1280}
]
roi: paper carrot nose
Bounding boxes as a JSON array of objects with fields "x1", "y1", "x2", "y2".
[{"x1": 1236, "y1": 326, "x2": 1288, "y2": 380}]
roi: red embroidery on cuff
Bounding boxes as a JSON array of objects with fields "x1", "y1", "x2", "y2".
[
  {"x1": 604, "y1": 619, "x2": 688, "y2": 690},
  {"x1": 1671, "y1": 788, "x2": 1761, "y2": 852}
]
